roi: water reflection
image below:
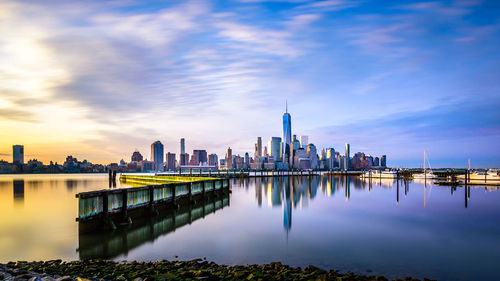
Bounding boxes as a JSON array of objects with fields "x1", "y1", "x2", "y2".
[
  {"x1": 78, "y1": 194, "x2": 230, "y2": 259},
  {"x1": 13, "y1": 179, "x2": 24, "y2": 207},
  {"x1": 242, "y1": 176, "x2": 499, "y2": 234},
  {"x1": 1, "y1": 174, "x2": 500, "y2": 281}
]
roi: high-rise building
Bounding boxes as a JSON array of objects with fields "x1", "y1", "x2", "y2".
[
  {"x1": 191, "y1": 150, "x2": 207, "y2": 165},
  {"x1": 131, "y1": 150, "x2": 143, "y2": 162},
  {"x1": 263, "y1": 146, "x2": 268, "y2": 157},
  {"x1": 306, "y1": 144, "x2": 319, "y2": 169},
  {"x1": 255, "y1": 137, "x2": 262, "y2": 157},
  {"x1": 180, "y1": 138, "x2": 185, "y2": 155},
  {"x1": 180, "y1": 138, "x2": 186, "y2": 165},
  {"x1": 151, "y1": 141, "x2": 164, "y2": 171},
  {"x1": 180, "y1": 153, "x2": 189, "y2": 166},
  {"x1": 269, "y1": 137, "x2": 282, "y2": 160},
  {"x1": 326, "y1": 148, "x2": 336, "y2": 169},
  {"x1": 282, "y1": 102, "x2": 292, "y2": 164},
  {"x1": 13, "y1": 145, "x2": 24, "y2": 164},
  {"x1": 166, "y1": 152, "x2": 176, "y2": 170},
  {"x1": 292, "y1": 135, "x2": 300, "y2": 151},
  {"x1": 381, "y1": 155, "x2": 387, "y2": 167},
  {"x1": 344, "y1": 143, "x2": 350, "y2": 170},
  {"x1": 208, "y1": 154, "x2": 218, "y2": 166},
  {"x1": 301, "y1": 136, "x2": 308, "y2": 148},
  {"x1": 226, "y1": 147, "x2": 233, "y2": 169},
  {"x1": 244, "y1": 152, "x2": 250, "y2": 169}
]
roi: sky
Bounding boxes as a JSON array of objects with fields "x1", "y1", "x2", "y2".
[{"x1": 0, "y1": 0, "x2": 499, "y2": 168}]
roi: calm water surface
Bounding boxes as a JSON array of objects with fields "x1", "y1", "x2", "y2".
[{"x1": 1, "y1": 174, "x2": 499, "y2": 281}]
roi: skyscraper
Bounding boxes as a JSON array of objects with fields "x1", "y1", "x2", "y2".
[
  {"x1": 301, "y1": 136, "x2": 309, "y2": 148},
  {"x1": 381, "y1": 155, "x2": 387, "y2": 167},
  {"x1": 151, "y1": 141, "x2": 164, "y2": 171},
  {"x1": 344, "y1": 143, "x2": 350, "y2": 171},
  {"x1": 166, "y1": 152, "x2": 176, "y2": 170},
  {"x1": 244, "y1": 152, "x2": 250, "y2": 169},
  {"x1": 326, "y1": 148, "x2": 335, "y2": 169},
  {"x1": 282, "y1": 102, "x2": 292, "y2": 164},
  {"x1": 255, "y1": 137, "x2": 262, "y2": 157},
  {"x1": 12, "y1": 145, "x2": 24, "y2": 164},
  {"x1": 208, "y1": 154, "x2": 218, "y2": 166},
  {"x1": 180, "y1": 138, "x2": 185, "y2": 155},
  {"x1": 191, "y1": 150, "x2": 207, "y2": 165},
  {"x1": 180, "y1": 138, "x2": 186, "y2": 165},
  {"x1": 269, "y1": 137, "x2": 282, "y2": 160},
  {"x1": 226, "y1": 147, "x2": 233, "y2": 169}
]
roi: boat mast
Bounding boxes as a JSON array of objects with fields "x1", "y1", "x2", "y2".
[{"x1": 423, "y1": 150, "x2": 426, "y2": 174}]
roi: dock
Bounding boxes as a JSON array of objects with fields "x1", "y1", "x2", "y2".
[
  {"x1": 434, "y1": 180, "x2": 500, "y2": 187},
  {"x1": 78, "y1": 192, "x2": 229, "y2": 259},
  {"x1": 76, "y1": 175, "x2": 230, "y2": 233}
]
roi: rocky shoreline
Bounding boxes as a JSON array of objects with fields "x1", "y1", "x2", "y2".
[{"x1": 0, "y1": 260, "x2": 434, "y2": 281}]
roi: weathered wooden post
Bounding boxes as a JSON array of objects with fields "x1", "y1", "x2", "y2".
[
  {"x1": 189, "y1": 182, "x2": 193, "y2": 202},
  {"x1": 202, "y1": 180, "x2": 206, "y2": 198},
  {"x1": 149, "y1": 185, "x2": 154, "y2": 208},
  {"x1": 121, "y1": 189, "x2": 128, "y2": 218},
  {"x1": 102, "y1": 191, "x2": 109, "y2": 218},
  {"x1": 172, "y1": 183, "x2": 177, "y2": 207}
]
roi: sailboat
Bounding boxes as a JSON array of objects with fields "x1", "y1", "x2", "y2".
[{"x1": 413, "y1": 150, "x2": 438, "y2": 180}]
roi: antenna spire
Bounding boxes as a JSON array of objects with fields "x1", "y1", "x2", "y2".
[{"x1": 286, "y1": 100, "x2": 288, "y2": 113}]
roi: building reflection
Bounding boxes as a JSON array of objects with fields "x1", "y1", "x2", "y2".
[
  {"x1": 244, "y1": 175, "x2": 495, "y2": 235},
  {"x1": 13, "y1": 179, "x2": 24, "y2": 206}
]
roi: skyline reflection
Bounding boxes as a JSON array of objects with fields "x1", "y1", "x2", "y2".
[{"x1": 240, "y1": 176, "x2": 499, "y2": 233}]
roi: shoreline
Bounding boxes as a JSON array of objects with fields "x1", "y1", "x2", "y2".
[{"x1": 0, "y1": 260, "x2": 433, "y2": 281}]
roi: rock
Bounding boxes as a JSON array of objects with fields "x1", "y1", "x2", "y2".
[
  {"x1": 14, "y1": 273, "x2": 34, "y2": 280},
  {"x1": 55, "y1": 276, "x2": 73, "y2": 281}
]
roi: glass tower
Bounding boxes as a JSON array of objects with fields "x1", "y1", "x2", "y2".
[
  {"x1": 282, "y1": 104, "x2": 292, "y2": 165},
  {"x1": 151, "y1": 141, "x2": 164, "y2": 171},
  {"x1": 344, "y1": 143, "x2": 350, "y2": 171}
]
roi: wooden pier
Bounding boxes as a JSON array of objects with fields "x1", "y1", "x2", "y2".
[
  {"x1": 78, "y1": 193, "x2": 229, "y2": 259},
  {"x1": 76, "y1": 176, "x2": 230, "y2": 233}
]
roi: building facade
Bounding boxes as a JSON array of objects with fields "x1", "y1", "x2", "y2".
[
  {"x1": 344, "y1": 143, "x2": 350, "y2": 170},
  {"x1": 13, "y1": 145, "x2": 24, "y2": 164},
  {"x1": 131, "y1": 150, "x2": 143, "y2": 162},
  {"x1": 151, "y1": 141, "x2": 164, "y2": 171},
  {"x1": 282, "y1": 106, "x2": 292, "y2": 164},
  {"x1": 225, "y1": 147, "x2": 232, "y2": 169},
  {"x1": 166, "y1": 152, "x2": 176, "y2": 170}
]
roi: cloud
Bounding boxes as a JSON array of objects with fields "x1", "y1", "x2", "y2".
[
  {"x1": 0, "y1": 0, "x2": 499, "y2": 165},
  {"x1": 212, "y1": 20, "x2": 301, "y2": 58},
  {"x1": 0, "y1": 108, "x2": 37, "y2": 123},
  {"x1": 296, "y1": 0, "x2": 358, "y2": 12}
]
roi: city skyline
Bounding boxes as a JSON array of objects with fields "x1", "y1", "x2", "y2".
[{"x1": 0, "y1": 0, "x2": 499, "y2": 167}]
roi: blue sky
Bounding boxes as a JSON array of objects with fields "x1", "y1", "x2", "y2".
[{"x1": 0, "y1": 0, "x2": 499, "y2": 167}]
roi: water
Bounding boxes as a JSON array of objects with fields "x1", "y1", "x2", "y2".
[{"x1": 1, "y1": 174, "x2": 499, "y2": 281}]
